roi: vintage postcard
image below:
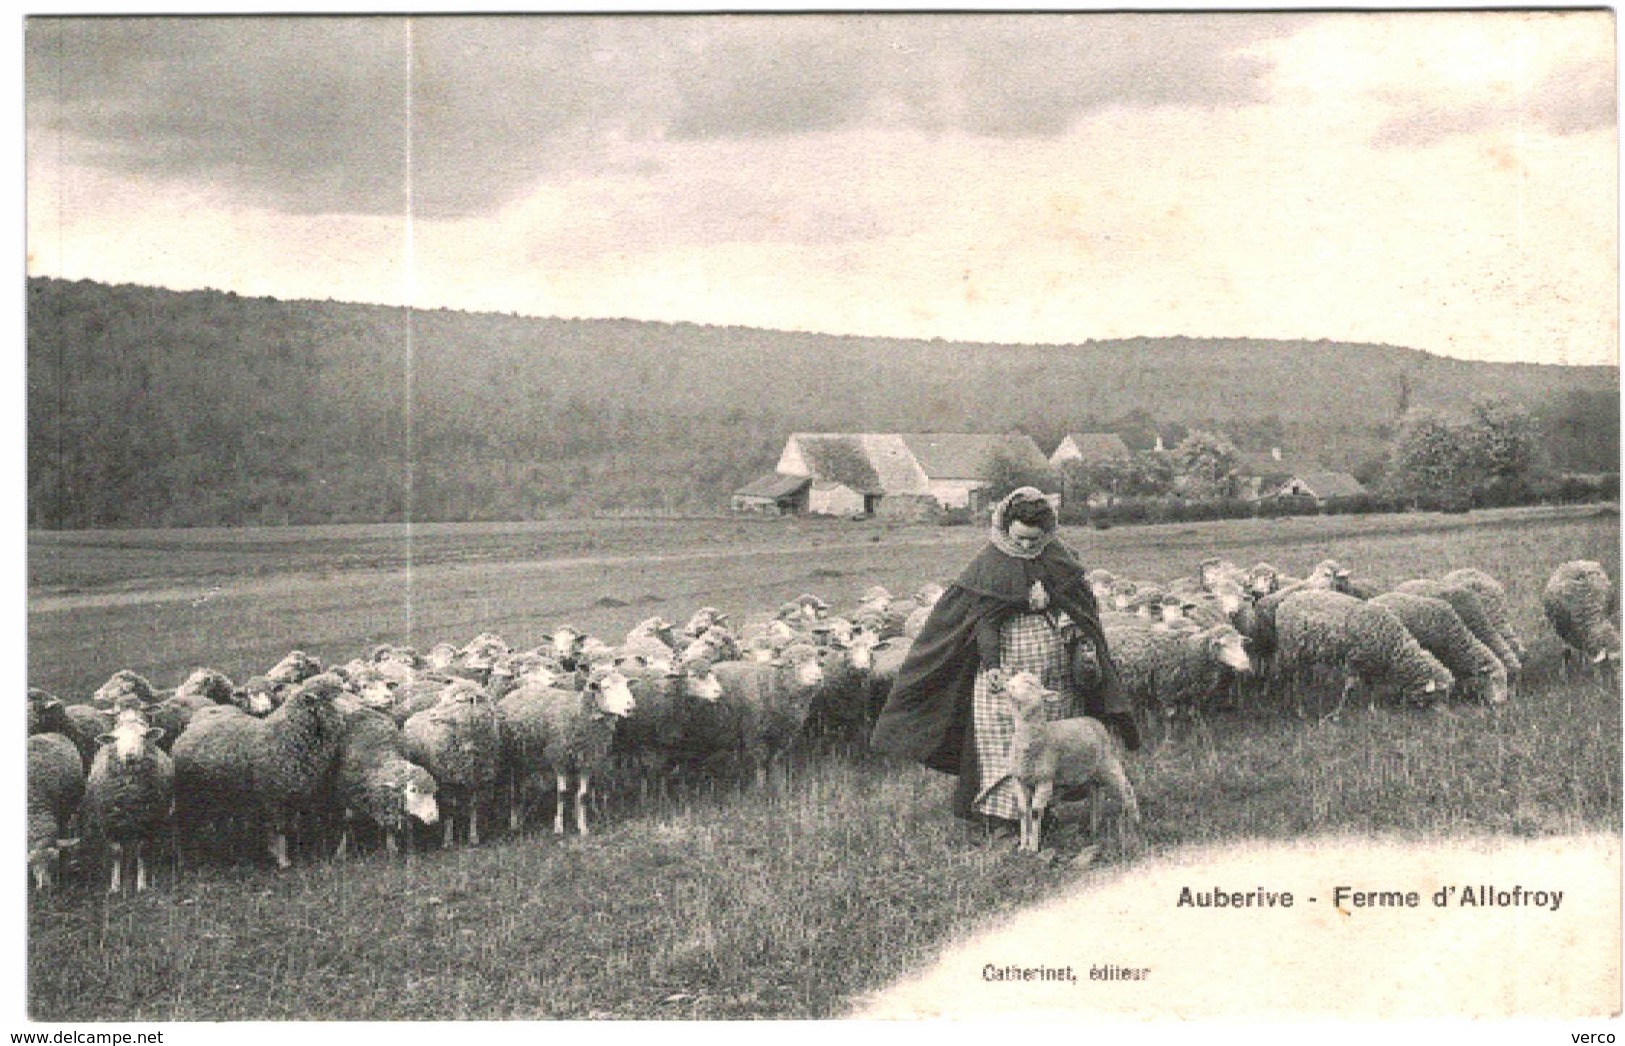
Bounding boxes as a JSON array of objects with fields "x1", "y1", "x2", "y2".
[{"x1": 17, "y1": 8, "x2": 1621, "y2": 1042}]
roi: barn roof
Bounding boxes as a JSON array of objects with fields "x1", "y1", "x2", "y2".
[
  {"x1": 1053, "y1": 432, "x2": 1131, "y2": 463},
  {"x1": 781, "y1": 432, "x2": 1050, "y2": 493},
  {"x1": 734, "y1": 473, "x2": 810, "y2": 499},
  {"x1": 1295, "y1": 471, "x2": 1368, "y2": 498},
  {"x1": 899, "y1": 433, "x2": 1049, "y2": 481}
]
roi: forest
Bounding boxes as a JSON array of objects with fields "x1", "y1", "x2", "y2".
[{"x1": 26, "y1": 277, "x2": 1620, "y2": 528}]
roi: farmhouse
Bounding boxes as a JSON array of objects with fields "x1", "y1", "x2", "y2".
[
  {"x1": 1050, "y1": 432, "x2": 1131, "y2": 468},
  {"x1": 731, "y1": 473, "x2": 811, "y2": 516},
  {"x1": 735, "y1": 432, "x2": 1054, "y2": 519},
  {"x1": 1235, "y1": 449, "x2": 1368, "y2": 503}
]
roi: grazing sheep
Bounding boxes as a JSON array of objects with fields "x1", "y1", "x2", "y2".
[
  {"x1": 334, "y1": 706, "x2": 439, "y2": 857},
  {"x1": 702, "y1": 643, "x2": 827, "y2": 786},
  {"x1": 81, "y1": 708, "x2": 174, "y2": 893},
  {"x1": 681, "y1": 606, "x2": 732, "y2": 639},
  {"x1": 233, "y1": 675, "x2": 287, "y2": 717},
  {"x1": 1246, "y1": 562, "x2": 1304, "y2": 597},
  {"x1": 1442, "y1": 567, "x2": 1527, "y2": 661},
  {"x1": 1101, "y1": 622, "x2": 1251, "y2": 738},
  {"x1": 1275, "y1": 590, "x2": 1453, "y2": 718},
  {"x1": 1197, "y1": 557, "x2": 1247, "y2": 592},
  {"x1": 403, "y1": 679, "x2": 503, "y2": 847},
  {"x1": 1393, "y1": 579, "x2": 1522, "y2": 687},
  {"x1": 497, "y1": 664, "x2": 637, "y2": 835},
  {"x1": 28, "y1": 732, "x2": 86, "y2": 891},
  {"x1": 1542, "y1": 560, "x2": 1622, "y2": 679},
  {"x1": 426, "y1": 642, "x2": 461, "y2": 673},
  {"x1": 1372, "y1": 591, "x2": 1509, "y2": 705},
  {"x1": 92, "y1": 670, "x2": 157, "y2": 710},
  {"x1": 173, "y1": 675, "x2": 347, "y2": 868},
  {"x1": 1003, "y1": 671, "x2": 1140, "y2": 854},
  {"x1": 680, "y1": 625, "x2": 743, "y2": 666}
]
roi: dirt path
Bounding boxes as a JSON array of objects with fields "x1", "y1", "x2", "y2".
[
  {"x1": 852, "y1": 833, "x2": 1619, "y2": 1020},
  {"x1": 28, "y1": 531, "x2": 981, "y2": 614}
]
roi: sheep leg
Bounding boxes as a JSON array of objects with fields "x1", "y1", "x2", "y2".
[
  {"x1": 1013, "y1": 779, "x2": 1034, "y2": 852},
  {"x1": 1324, "y1": 675, "x2": 1356, "y2": 722},
  {"x1": 575, "y1": 773, "x2": 592, "y2": 836},
  {"x1": 468, "y1": 798, "x2": 481, "y2": 847},
  {"x1": 135, "y1": 843, "x2": 149, "y2": 893},
  {"x1": 334, "y1": 827, "x2": 350, "y2": 861},
  {"x1": 385, "y1": 830, "x2": 398, "y2": 856},
  {"x1": 272, "y1": 831, "x2": 291, "y2": 870},
  {"x1": 553, "y1": 774, "x2": 569, "y2": 835},
  {"x1": 108, "y1": 842, "x2": 123, "y2": 895},
  {"x1": 441, "y1": 808, "x2": 455, "y2": 849},
  {"x1": 1029, "y1": 780, "x2": 1054, "y2": 853},
  {"x1": 509, "y1": 774, "x2": 523, "y2": 833}
]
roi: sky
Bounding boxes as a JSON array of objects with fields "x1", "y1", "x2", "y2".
[{"x1": 22, "y1": 9, "x2": 1621, "y2": 367}]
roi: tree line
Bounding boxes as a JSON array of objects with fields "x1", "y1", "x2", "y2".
[{"x1": 26, "y1": 277, "x2": 1619, "y2": 528}]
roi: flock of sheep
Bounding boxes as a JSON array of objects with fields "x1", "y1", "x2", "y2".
[{"x1": 26, "y1": 554, "x2": 1621, "y2": 889}]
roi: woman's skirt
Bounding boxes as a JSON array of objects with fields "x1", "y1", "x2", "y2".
[{"x1": 970, "y1": 611, "x2": 1082, "y2": 822}]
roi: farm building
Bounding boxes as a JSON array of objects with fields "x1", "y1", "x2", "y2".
[
  {"x1": 1050, "y1": 432, "x2": 1132, "y2": 468},
  {"x1": 731, "y1": 473, "x2": 811, "y2": 515},
  {"x1": 1260, "y1": 471, "x2": 1369, "y2": 504},
  {"x1": 744, "y1": 432, "x2": 1056, "y2": 519}
]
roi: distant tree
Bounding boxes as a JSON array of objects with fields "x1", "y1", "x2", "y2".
[
  {"x1": 1391, "y1": 409, "x2": 1480, "y2": 502},
  {"x1": 1173, "y1": 430, "x2": 1241, "y2": 497},
  {"x1": 981, "y1": 442, "x2": 1061, "y2": 505},
  {"x1": 1468, "y1": 395, "x2": 1545, "y2": 485}
]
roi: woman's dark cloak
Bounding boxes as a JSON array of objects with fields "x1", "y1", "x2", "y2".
[{"x1": 868, "y1": 539, "x2": 1135, "y2": 781}]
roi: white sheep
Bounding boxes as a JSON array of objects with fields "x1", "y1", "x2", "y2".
[
  {"x1": 28, "y1": 732, "x2": 86, "y2": 891},
  {"x1": 1393, "y1": 578, "x2": 1522, "y2": 687},
  {"x1": 92, "y1": 669, "x2": 157, "y2": 710},
  {"x1": 173, "y1": 674, "x2": 347, "y2": 868},
  {"x1": 1442, "y1": 567, "x2": 1527, "y2": 662},
  {"x1": 497, "y1": 664, "x2": 636, "y2": 835},
  {"x1": 1543, "y1": 560, "x2": 1622, "y2": 680},
  {"x1": 81, "y1": 707, "x2": 174, "y2": 893},
  {"x1": 403, "y1": 679, "x2": 504, "y2": 847},
  {"x1": 334, "y1": 705, "x2": 439, "y2": 857},
  {"x1": 1102, "y1": 621, "x2": 1251, "y2": 739},
  {"x1": 265, "y1": 650, "x2": 325, "y2": 686},
  {"x1": 1372, "y1": 591, "x2": 1509, "y2": 705},
  {"x1": 1275, "y1": 590, "x2": 1454, "y2": 719},
  {"x1": 1003, "y1": 671, "x2": 1141, "y2": 854},
  {"x1": 611, "y1": 657, "x2": 726, "y2": 800},
  {"x1": 701, "y1": 643, "x2": 826, "y2": 786}
]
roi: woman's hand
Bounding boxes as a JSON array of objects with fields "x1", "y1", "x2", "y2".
[{"x1": 984, "y1": 666, "x2": 1008, "y2": 692}]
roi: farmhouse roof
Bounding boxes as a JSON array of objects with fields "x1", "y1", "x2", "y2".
[
  {"x1": 1052, "y1": 432, "x2": 1132, "y2": 464},
  {"x1": 734, "y1": 473, "x2": 810, "y2": 499},
  {"x1": 778, "y1": 432, "x2": 1049, "y2": 493},
  {"x1": 1293, "y1": 471, "x2": 1368, "y2": 499},
  {"x1": 1235, "y1": 450, "x2": 1317, "y2": 478}
]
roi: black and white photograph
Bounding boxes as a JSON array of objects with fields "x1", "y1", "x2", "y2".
[{"x1": 17, "y1": 7, "x2": 1622, "y2": 1035}]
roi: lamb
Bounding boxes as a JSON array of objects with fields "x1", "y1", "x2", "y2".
[
  {"x1": 1101, "y1": 621, "x2": 1251, "y2": 737},
  {"x1": 1003, "y1": 671, "x2": 1140, "y2": 855},
  {"x1": 701, "y1": 643, "x2": 827, "y2": 786},
  {"x1": 1393, "y1": 579, "x2": 1522, "y2": 687},
  {"x1": 498, "y1": 664, "x2": 637, "y2": 834},
  {"x1": 1542, "y1": 560, "x2": 1622, "y2": 679},
  {"x1": 173, "y1": 674, "x2": 347, "y2": 868},
  {"x1": 1274, "y1": 590, "x2": 1454, "y2": 719},
  {"x1": 403, "y1": 679, "x2": 503, "y2": 847},
  {"x1": 81, "y1": 707, "x2": 174, "y2": 893},
  {"x1": 334, "y1": 706, "x2": 439, "y2": 857},
  {"x1": 1442, "y1": 567, "x2": 1527, "y2": 662},
  {"x1": 28, "y1": 731, "x2": 86, "y2": 891},
  {"x1": 1372, "y1": 591, "x2": 1509, "y2": 705}
]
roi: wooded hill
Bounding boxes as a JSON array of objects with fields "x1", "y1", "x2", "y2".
[{"x1": 26, "y1": 277, "x2": 1620, "y2": 528}]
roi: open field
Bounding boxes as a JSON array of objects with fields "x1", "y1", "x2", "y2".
[{"x1": 24, "y1": 504, "x2": 1624, "y2": 1020}]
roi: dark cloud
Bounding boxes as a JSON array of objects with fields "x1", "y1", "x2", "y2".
[
  {"x1": 26, "y1": 13, "x2": 1296, "y2": 220},
  {"x1": 1372, "y1": 57, "x2": 1615, "y2": 148}
]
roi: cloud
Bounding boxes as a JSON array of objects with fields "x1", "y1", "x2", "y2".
[
  {"x1": 1373, "y1": 59, "x2": 1615, "y2": 147},
  {"x1": 27, "y1": 13, "x2": 1290, "y2": 220}
]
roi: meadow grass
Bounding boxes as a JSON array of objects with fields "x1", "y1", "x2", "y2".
[{"x1": 25, "y1": 506, "x2": 1623, "y2": 1020}]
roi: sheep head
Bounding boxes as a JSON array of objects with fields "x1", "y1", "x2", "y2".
[
  {"x1": 584, "y1": 666, "x2": 636, "y2": 718},
  {"x1": 1204, "y1": 625, "x2": 1252, "y2": 674},
  {"x1": 266, "y1": 650, "x2": 323, "y2": 686},
  {"x1": 914, "y1": 582, "x2": 946, "y2": 607},
  {"x1": 1211, "y1": 579, "x2": 1247, "y2": 616},
  {"x1": 846, "y1": 627, "x2": 881, "y2": 671},
  {"x1": 1247, "y1": 563, "x2": 1281, "y2": 596},
  {"x1": 674, "y1": 657, "x2": 723, "y2": 702},
  {"x1": 92, "y1": 670, "x2": 157, "y2": 710},
  {"x1": 426, "y1": 642, "x2": 460, "y2": 672},
  {"x1": 97, "y1": 708, "x2": 164, "y2": 765},
  {"x1": 400, "y1": 765, "x2": 439, "y2": 825},
  {"x1": 774, "y1": 643, "x2": 825, "y2": 688},
  {"x1": 1001, "y1": 671, "x2": 1053, "y2": 719},
  {"x1": 176, "y1": 667, "x2": 235, "y2": 705},
  {"x1": 237, "y1": 676, "x2": 283, "y2": 716}
]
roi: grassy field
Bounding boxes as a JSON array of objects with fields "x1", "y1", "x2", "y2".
[{"x1": 24, "y1": 504, "x2": 1624, "y2": 1020}]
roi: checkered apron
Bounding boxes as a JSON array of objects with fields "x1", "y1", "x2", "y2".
[{"x1": 972, "y1": 610, "x2": 1083, "y2": 821}]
